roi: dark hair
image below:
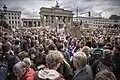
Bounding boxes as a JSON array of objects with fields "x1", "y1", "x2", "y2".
[
  {"x1": 33, "y1": 52, "x2": 46, "y2": 67},
  {"x1": 2, "y1": 42, "x2": 11, "y2": 53},
  {"x1": 35, "y1": 36, "x2": 38, "y2": 40},
  {"x1": 28, "y1": 48, "x2": 37, "y2": 56},
  {"x1": 39, "y1": 44, "x2": 44, "y2": 52},
  {"x1": 86, "y1": 41, "x2": 92, "y2": 48},
  {"x1": 97, "y1": 43, "x2": 103, "y2": 48},
  {"x1": 95, "y1": 70, "x2": 117, "y2": 80},
  {"x1": 114, "y1": 45, "x2": 120, "y2": 51},
  {"x1": 15, "y1": 39, "x2": 20, "y2": 45},
  {"x1": 107, "y1": 37, "x2": 111, "y2": 42},
  {"x1": 26, "y1": 35, "x2": 31, "y2": 39},
  {"x1": 47, "y1": 43, "x2": 56, "y2": 51},
  {"x1": 56, "y1": 42, "x2": 63, "y2": 52},
  {"x1": 103, "y1": 49, "x2": 112, "y2": 60}
]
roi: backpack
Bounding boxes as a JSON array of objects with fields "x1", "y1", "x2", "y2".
[
  {"x1": 0, "y1": 61, "x2": 8, "y2": 80},
  {"x1": 96, "y1": 61, "x2": 113, "y2": 73}
]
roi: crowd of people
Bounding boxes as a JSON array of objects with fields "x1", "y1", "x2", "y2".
[{"x1": 0, "y1": 26, "x2": 120, "y2": 80}]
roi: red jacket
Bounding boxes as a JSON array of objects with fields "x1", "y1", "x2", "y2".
[{"x1": 22, "y1": 68, "x2": 35, "y2": 80}]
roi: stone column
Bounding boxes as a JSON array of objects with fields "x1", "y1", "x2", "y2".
[
  {"x1": 36, "y1": 21, "x2": 38, "y2": 27},
  {"x1": 46, "y1": 16, "x2": 49, "y2": 26},
  {"x1": 44, "y1": 16, "x2": 46, "y2": 27},
  {"x1": 27, "y1": 21, "x2": 29, "y2": 27},
  {"x1": 23, "y1": 22, "x2": 25, "y2": 27},
  {"x1": 32, "y1": 20, "x2": 34, "y2": 27},
  {"x1": 46, "y1": 16, "x2": 47, "y2": 26},
  {"x1": 48, "y1": 15, "x2": 50, "y2": 26},
  {"x1": 70, "y1": 17, "x2": 73, "y2": 28},
  {"x1": 41, "y1": 14, "x2": 44, "y2": 27},
  {"x1": 49, "y1": 16, "x2": 51, "y2": 27},
  {"x1": 60, "y1": 16, "x2": 63, "y2": 23},
  {"x1": 58, "y1": 16, "x2": 60, "y2": 23},
  {"x1": 54, "y1": 16, "x2": 56, "y2": 27},
  {"x1": 62, "y1": 16, "x2": 64, "y2": 23},
  {"x1": 56, "y1": 16, "x2": 58, "y2": 26},
  {"x1": 51, "y1": 16, "x2": 53, "y2": 28},
  {"x1": 53, "y1": 16, "x2": 55, "y2": 27},
  {"x1": 65, "y1": 17, "x2": 68, "y2": 27},
  {"x1": 66, "y1": 17, "x2": 69, "y2": 25},
  {"x1": 23, "y1": 21, "x2": 26, "y2": 27}
]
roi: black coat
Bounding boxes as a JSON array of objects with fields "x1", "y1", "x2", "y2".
[
  {"x1": 91, "y1": 59, "x2": 115, "y2": 77},
  {"x1": 112, "y1": 52, "x2": 120, "y2": 78}
]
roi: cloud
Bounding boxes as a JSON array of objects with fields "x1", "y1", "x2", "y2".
[
  {"x1": 22, "y1": 10, "x2": 39, "y2": 18},
  {"x1": 0, "y1": 0, "x2": 120, "y2": 18},
  {"x1": 9, "y1": 6, "x2": 25, "y2": 11},
  {"x1": 60, "y1": 0, "x2": 120, "y2": 17}
]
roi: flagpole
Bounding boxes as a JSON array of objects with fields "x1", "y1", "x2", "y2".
[{"x1": 33, "y1": 9, "x2": 34, "y2": 27}]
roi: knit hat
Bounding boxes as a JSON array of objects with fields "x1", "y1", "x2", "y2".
[{"x1": 18, "y1": 51, "x2": 28, "y2": 59}]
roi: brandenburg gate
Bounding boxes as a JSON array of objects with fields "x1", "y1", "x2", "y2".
[{"x1": 39, "y1": 4, "x2": 74, "y2": 32}]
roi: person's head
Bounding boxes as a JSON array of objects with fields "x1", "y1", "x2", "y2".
[
  {"x1": 79, "y1": 41, "x2": 85, "y2": 48},
  {"x1": 34, "y1": 40, "x2": 39, "y2": 46},
  {"x1": 103, "y1": 49, "x2": 113, "y2": 60},
  {"x1": 18, "y1": 51, "x2": 28, "y2": 60},
  {"x1": 72, "y1": 51, "x2": 87, "y2": 69},
  {"x1": 33, "y1": 40, "x2": 40, "y2": 50},
  {"x1": 97, "y1": 43, "x2": 103, "y2": 48},
  {"x1": 81, "y1": 46, "x2": 91, "y2": 57},
  {"x1": 113, "y1": 45, "x2": 120, "y2": 52},
  {"x1": 39, "y1": 44, "x2": 44, "y2": 52},
  {"x1": 14, "y1": 38, "x2": 20, "y2": 45},
  {"x1": 23, "y1": 57, "x2": 31, "y2": 67},
  {"x1": 46, "y1": 51, "x2": 63, "y2": 70},
  {"x1": 2, "y1": 41, "x2": 12, "y2": 53},
  {"x1": 86, "y1": 41, "x2": 92, "y2": 48},
  {"x1": 95, "y1": 70, "x2": 117, "y2": 80},
  {"x1": 28, "y1": 48, "x2": 37, "y2": 60},
  {"x1": 0, "y1": 43, "x2": 2, "y2": 53},
  {"x1": 13, "y1": 61, "x2": 27, "y2": 78},
  {"x1": 47, "y1": 43, "x2": 57, "y2": 51},
  {"x1": 56, "y1": 42, "x2": 64, "y2": 52},
  {"x1": 104, "y1": 43, "x2": 113, "y2": 50},
  {"x1": 31, "y1": 36, "x2": 35, "y2": 41},
  {"x1": 64, "y1": 40, "x2": 68, "y2": 47}
]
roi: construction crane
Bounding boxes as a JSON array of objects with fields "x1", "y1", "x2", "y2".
[
  {"x1": 79, "y1": 11, "x2": 91, "y2": 17},
  {"x1": 75, "y1": 7, "x2": 91, "y2": 27},
  {"x1": 76, "y1": 6, "x2": 91, "y2": 17}
]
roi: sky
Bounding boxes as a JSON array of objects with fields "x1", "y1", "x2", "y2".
[{"x1": 0, "y1": 0, "x2": 120, "y2": 18}]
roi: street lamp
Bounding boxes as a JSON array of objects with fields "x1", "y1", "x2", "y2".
[
  {"x1": 3, "y1": 5, "x2": 7, "y2": 12},
  {"x1": 1, "y1": 5, "x2": 7, "y2": 29}
]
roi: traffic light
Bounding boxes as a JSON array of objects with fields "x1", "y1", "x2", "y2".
[{"x1": 88, "y1": 11, "x2": 91, "y2": 17}]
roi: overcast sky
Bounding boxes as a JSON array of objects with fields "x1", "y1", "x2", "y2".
[{"x1": 0, "y1": 0, "x2": 120, "y2": 18}]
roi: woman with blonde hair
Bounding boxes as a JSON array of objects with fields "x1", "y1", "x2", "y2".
[
  {"x1": 13, "y1": 61, "x2": 35, "y2": 80},
  {"x1": 34, "y1": 50, "x2": 65, "y2": 80},
  {"x1": 81, "y1": 46, "x2": 91, "y2": 58}
]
